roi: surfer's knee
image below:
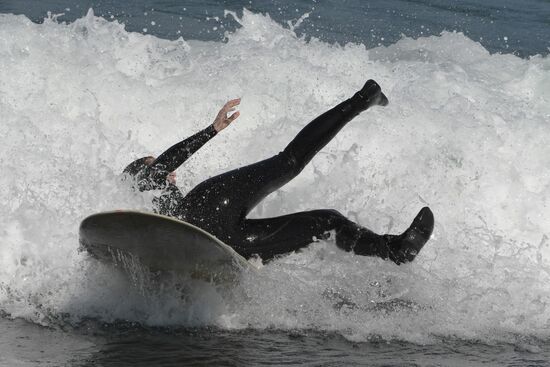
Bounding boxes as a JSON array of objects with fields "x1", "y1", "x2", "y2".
[{"x1": 278, "y1": 149, "x2": 305, "y2": 177}]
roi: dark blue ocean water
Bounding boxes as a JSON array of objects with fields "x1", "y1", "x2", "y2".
[
  {"x1": 1, "y1": 0, "x2": 549, "y2": 57},
  {"x1": 2, "y1": 317, "x2": 550, "y2": 366}
]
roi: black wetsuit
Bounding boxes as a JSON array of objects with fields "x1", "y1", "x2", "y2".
[{"x1": 133, "y1": 81, "x2": 434, "y2": 263}]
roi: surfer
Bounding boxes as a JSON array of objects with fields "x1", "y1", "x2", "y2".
[{"x1": 123, "y1": 80, "x2": 434, "y2": 264}]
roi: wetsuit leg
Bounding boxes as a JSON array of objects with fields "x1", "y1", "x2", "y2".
[
  {"x1": 233, "y1": 210, "x2": 391, "y2": 262},
  {"x1": 182, "y1": 80, "x2": 388, "y2": 228},
  {"x1": 182, "y1": 99, "x2": 363, "y2": 237},
  {"x1": 235, "y1": 207, "x2": 434, "y2": 264},
  {"x1": 181, "y1": 81, "x2": 434, "y2": 264}
]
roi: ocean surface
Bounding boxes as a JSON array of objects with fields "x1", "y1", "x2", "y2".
[{"x1": 1, "y1": 0, "x2": 549, "y2": 365}]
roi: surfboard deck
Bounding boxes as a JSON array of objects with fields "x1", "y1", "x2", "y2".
[{"x1": 79, "y1": 210, "x2": 256, "y2": 284}]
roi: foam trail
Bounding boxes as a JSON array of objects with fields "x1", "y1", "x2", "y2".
[{"x1": 0, "y1": 9, "x2": 549, "y2": 345}]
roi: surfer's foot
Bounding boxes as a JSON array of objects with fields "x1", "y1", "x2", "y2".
[
  {"x1": 352, "y1": 79, "x2": 389, "y2": 110},
  {"x1": 337, "y1": 207, "x2": 433, "y2": 265},
  {"x1": 387, "y1": 207, "x2": 434, "y2": 265}
]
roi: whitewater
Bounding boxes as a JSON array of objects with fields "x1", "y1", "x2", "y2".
[{"x1": 1, "y1": 8, "x2": 549, "y2": 352}]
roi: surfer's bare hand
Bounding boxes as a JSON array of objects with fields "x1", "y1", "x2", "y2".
[{"x1": 213, "y1": 98, "x2": 241, "y2": 132}]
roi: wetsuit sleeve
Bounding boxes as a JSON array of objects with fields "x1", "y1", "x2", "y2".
[{"x1": 150, "y1": 124, "x2": 218, "y2": 174}]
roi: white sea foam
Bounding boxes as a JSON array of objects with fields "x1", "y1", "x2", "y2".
[{"x1": 0, "y1": 9, "x2": 549, "y2": 344}]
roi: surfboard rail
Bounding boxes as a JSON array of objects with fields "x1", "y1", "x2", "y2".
[{"x1": 79, "y1": 210, "x2": 258, "y2": 284}]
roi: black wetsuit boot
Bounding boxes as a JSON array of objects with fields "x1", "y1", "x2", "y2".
[
  {"x1": 346, "y1": 207, "x2": 434, "y2": 264},
  {"x1": 388, "y1": 207, "x2": 434, "y2": 264},
  {"x1": 284, "y1": 80, "x2": 389, "y2": 168}
]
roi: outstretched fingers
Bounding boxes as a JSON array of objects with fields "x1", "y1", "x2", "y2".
[
  {"x1": 213, "y1": 98, "x2": 242, "y2": 132},
  {"x1": 221, "y1": 98, "x2": 241, "y2": 115},
  {"x1": 225, "y1": 98, "x2": 241, "y2": 108},
  {"x1": 227, "y1": 110, "x2": 240, "y2": 121},
  {"x1": 219, "y1": 98, "x2": 241, "y2": 117}
]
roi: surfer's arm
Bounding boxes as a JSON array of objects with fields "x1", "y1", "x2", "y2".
[
  {"x1": 150, "y1": 124, "x2": 218, "y2": 174},
  {"x1": 150, "y1": 99, "x2": 241, "y2": 174}
]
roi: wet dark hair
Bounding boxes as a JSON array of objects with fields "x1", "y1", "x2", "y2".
[{"x1": 122, "y1": 156, "x2": 155, "y2": 177}]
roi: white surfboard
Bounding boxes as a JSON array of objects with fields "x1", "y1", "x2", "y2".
[{"x1": 79, "y1": 210, "x2": 257, "y2": 284}]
